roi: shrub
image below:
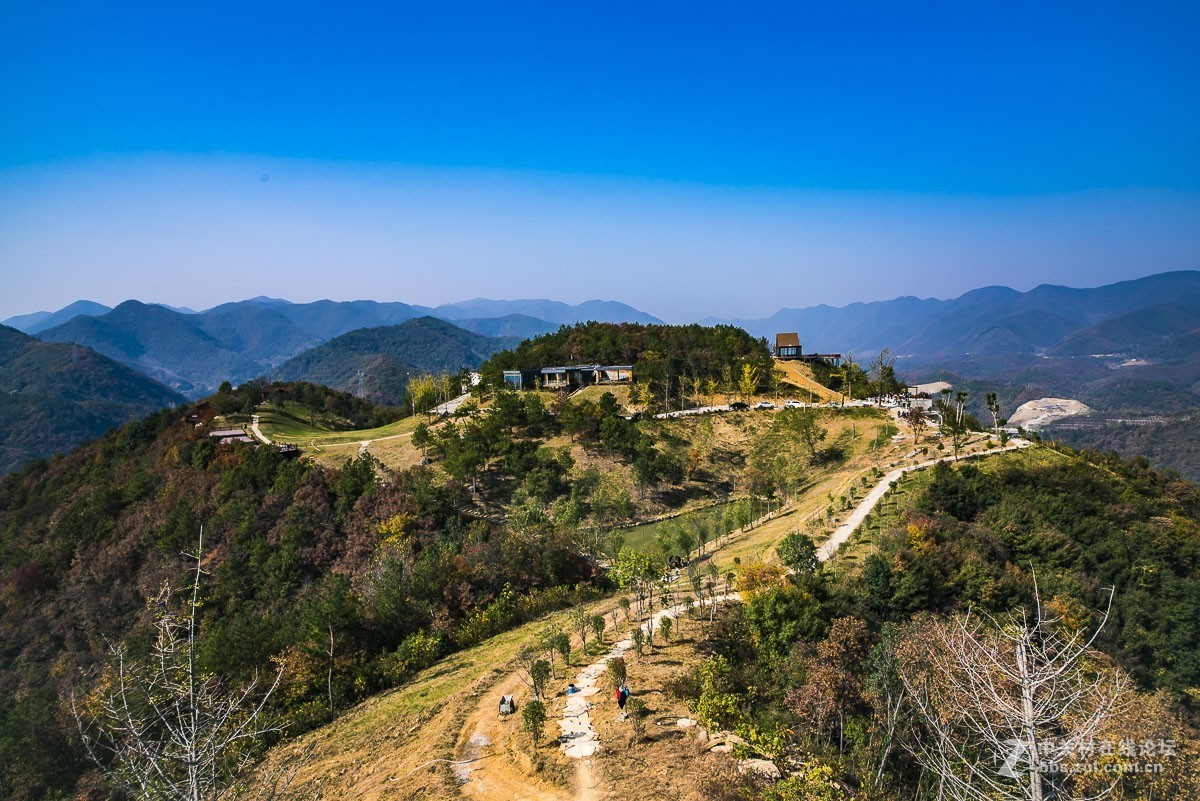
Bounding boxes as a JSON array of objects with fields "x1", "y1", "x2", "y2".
[
  {"x1": 607, "y1": 656, "x2": 628, "y2": 690},
  {"x1": 522, "y1": 700, "x2": 547, "y2": 746}
]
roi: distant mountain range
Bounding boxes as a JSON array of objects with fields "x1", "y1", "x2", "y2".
[
  {"x1": 0, "y1": 325, "x2": 184, "y2": 473},
  {"x1": 6, "y1": 297, "x2": 655, "y2": 398},
  {"x1": 269, "y1": 317, "x2": 512, "y2": 405},
  {"x1": 706, "y1": 271, "x2": 1200, "y2": 363},
  {"x1": 433, "y1": 298, "x2": 662, "y2": 326},
  {"x1": 708, "y1": 270, "x2": 1200, "y2": 415},
  {"x1": 3, "y1": 300, "x2": 114, "y2": 336},
  {"x1": 5, "y1": 272, "x2": 1197, "y2": 417}
]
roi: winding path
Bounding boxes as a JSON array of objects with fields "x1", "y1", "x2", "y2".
[{"x1": 816, "y1": 439, "x2": 1030, "y2": 562}]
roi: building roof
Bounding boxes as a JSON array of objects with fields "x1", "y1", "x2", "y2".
[
  {"x1": 776, "y1": 332, "x2": 800, "y2": 348},
  {"x1": 208, "y1": 429, "x2": 247, "y2": 438}
]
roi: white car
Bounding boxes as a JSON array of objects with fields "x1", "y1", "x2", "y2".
[
  {"x1": 754, "y1": 401, "x2": 776, "y2": 410},
  {"x1": 783, "y1": 400, "x2": 804, "y2": 408}
]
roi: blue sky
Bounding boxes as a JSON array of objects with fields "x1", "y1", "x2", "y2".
[{"x1": 2, "y1": 1, "x2": 1198, "y2": 320}]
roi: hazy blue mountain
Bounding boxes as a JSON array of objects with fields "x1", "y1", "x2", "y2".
[
  {"x1": 713, "y1": 271, "x2": 1200, "y2": 362},
  {"x1": 192, "y1": 302, "x2": 322, "y2": 366},
  {"x1": 435, "y1": 298, "x2": 663, "y2": 325},
  {"x1": 18, "y1": 274, "x2": 1195, "y2": 409},
  {"x1": 0, "y1": 324, "x2": 184, "y2": 473},
  {"x1": 452, "y1": 313, "x2": 560, "y2": 339},
  {"x1": 3, "y1": 300, "x2": 113, "y2": 335},
  {"x1": 39, "y1": 300, "x2": 262, "y2": 396},
  {"x1": 1047, "y1": 304, "x2": 1200, "y2": 358},
  {"x1": 33, "y1": 299, "x2": 440, "y2": 397},
  {"x1": 269, "y1": 317, "x2": 512, "y2": 405},
  {"x1": 271, "y1": 299, "x2": 436, "y2": 341},
  {"x1": 22, "y1": 296, "x2": 656, "y2": 399}
]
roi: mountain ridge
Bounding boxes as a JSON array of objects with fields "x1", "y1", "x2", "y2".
[
  {"x1": 0, "y1": 324, "x2": 184, "y2": 473},
  {"x1": 268, "y1": 317, "x2": 513, "y2": 404},
  {"x1": 21, "y1": 296, "x2": 661, "y2": 398}
]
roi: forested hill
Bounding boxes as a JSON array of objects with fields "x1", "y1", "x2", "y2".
[
  {"x1": 480, "y1": 321, "x2": 773, "y2": 392},
  {"x1": 0, "y1": 382, "x2": 597, "y2": 798},
  {"x1": 269, "y1": 317, "x2": 513, "y2": 405},
  {"x1": 0, "y1": 324, "x2": 183, "y2": 474}
]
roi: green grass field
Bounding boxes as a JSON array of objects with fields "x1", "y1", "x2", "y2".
[{"x1": 256, "y1": 402, "x2": 423, "y2": 445}]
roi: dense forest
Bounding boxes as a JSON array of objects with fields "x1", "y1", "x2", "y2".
[
  {"x1": 1046, "y1": 414, "x2": 1200, "y2": 481},
  {"x1": 0, "y1": 384, "x2": 598, "y2": 799},
  {"x1": 682, "y1": 449, "x2": 1200, "y2": 798},
  {"x1": 0, "y1": 325, "x2": 184, "y2": 474}
]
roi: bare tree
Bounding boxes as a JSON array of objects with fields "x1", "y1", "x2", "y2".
[
  {"x1": 840, "y1": 353, "x2": 858, "y2": 404},
  {"x1": 903, "y1": 406, "x2": 931, "y2": 446},
  {"x1": 73, "y1": 529, "x2": 287, "y2": 800},
  {"x1": 897, "y1": 586, "x2": 1127, "y2": 801},
  {"x1": 869, "y1": 348, "x2": 896, "y2": 405}
]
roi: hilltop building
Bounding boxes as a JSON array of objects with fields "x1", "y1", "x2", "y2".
[
  {"x1": 775, "y1": 332, "x2": 801, "y2": 359},
  {"x1": 773, "y1": 333, "x2": 843, "y2": 365},
  {"x1": 503, "y1": 364, "x2": 633, "y2": 391}
]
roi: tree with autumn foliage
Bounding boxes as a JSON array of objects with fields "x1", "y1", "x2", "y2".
[{"x1": 787, "y1": 617, "x2": 870, "y2": 752}]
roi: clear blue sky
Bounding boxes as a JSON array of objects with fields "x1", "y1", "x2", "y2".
[{"x1": 2, "y1": 1, "x2": 1198, "y2": 320}]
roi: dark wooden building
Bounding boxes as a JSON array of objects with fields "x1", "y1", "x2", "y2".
[
  {"x1": 774, "y1": 333, "x2": 842, "y2": 365},
  {"x1": 775, "y1": 333, "x2": 802, "y2": 359}
]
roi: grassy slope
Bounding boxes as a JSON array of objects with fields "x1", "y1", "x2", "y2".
[
  {"x1": 255, "y1": 403, "x2": 1030, "y2": 798},
  {"x1": 257, "y1": 404, "x2": 422, "y2": 445}
]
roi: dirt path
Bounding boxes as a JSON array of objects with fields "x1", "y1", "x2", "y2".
[
  {"x1": 358, "y1": 430, "x2": 413, "y2": 455},
  {"x1": 774, "y1": 361, "x2": 842, "y2": 403},
  {"x1": 454, "y1": 669, "x2": 570, "y2": 801},
  {"x1": 573, "y1": 760, "x2": 601, "y2": 801},
  {"x1": 817, "y1": 439, "x2": 1031, "y2": 561}
]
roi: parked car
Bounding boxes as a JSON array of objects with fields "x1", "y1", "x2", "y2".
[
  {"x1": 783, "y1": 399, "x2": 804, "y2": 408},
  {"x1": 728, "y1": 401, "x2": 750, "y2": 411},
  {"x1": 754, "y1": 401, "x2": 776, "y2": 410}
]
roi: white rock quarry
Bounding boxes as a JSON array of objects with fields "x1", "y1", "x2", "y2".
[{"x1": 1007, "y1": 397, "x2": 1091, "y2": 430}]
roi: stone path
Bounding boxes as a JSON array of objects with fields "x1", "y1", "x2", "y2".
[
  {"x1": 558, "y1": 594, "x2": 738, "y2": 759},
  {"x1": 249, "y1": 414, "x2": 272, "y2": 445}
]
